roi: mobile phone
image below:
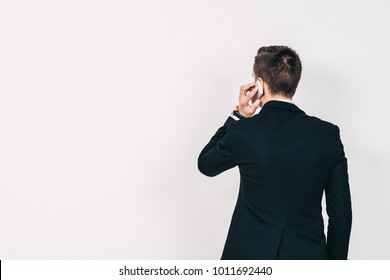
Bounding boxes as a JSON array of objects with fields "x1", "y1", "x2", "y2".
[{"x1": 251, "y1": 79, "x2": 264, "y2": 104}]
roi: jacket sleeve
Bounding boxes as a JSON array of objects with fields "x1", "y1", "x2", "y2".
[
  {"x1": 197, "y1": 117, "x2": 238, "y2": 177},
  {"x1": 325, "y1": 127, "x2": 353, "y2": 260}
]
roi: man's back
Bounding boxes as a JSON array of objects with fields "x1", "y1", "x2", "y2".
[{"x1": 198, "y1": 100, "x2": 352, "y2": 259}]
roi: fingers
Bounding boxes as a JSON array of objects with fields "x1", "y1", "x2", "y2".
[
  {"x1": 244, "y1": 99, "x2": 261, "y2": 116},
  {"x1": 238, "y1": 82, "x2": 261, "y2": 118},
  {"x1": 247, "y1": 86, "x2": 258, "y2": 100},
  {"x1": 239, "y1": 84, "x2": 257, "y2": 105},
  {"x1": 252, "y1": 98, "x2": 261, "y2": 109},
  {"x1": 239, "y1": 82, "x2": 256, "y2": 98}
]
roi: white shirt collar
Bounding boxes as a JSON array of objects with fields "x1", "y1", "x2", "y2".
[{"x1": 271, "y1": 98, "x2": 294, "y2": 104}]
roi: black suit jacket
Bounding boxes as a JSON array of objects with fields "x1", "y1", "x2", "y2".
[{"x1": 198, "y1": 101, "x2": 352, "y2": 260}]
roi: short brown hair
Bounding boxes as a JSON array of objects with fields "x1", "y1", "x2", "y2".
[{"x1": 253, "y1": 46, "x2": 302, "y2": 97}]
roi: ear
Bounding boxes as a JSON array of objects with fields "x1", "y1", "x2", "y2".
[
  {"x1": 256, "y1": 77, "x2": 265, "y2": 94},
  {"x1": 259, "y1": 78, "x2": 269, "y2": 95},
  {"x1": 258, "y1": 77, "x2": 265, "y2": 88}
]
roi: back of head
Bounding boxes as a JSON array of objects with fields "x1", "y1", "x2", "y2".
[{"x1": 253, "y1": 45, "x2": 302, "y2": 97}]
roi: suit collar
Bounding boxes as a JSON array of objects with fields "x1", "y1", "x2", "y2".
[{"x1": 262, "y1": 100, "x2": 304, "y2": 113}]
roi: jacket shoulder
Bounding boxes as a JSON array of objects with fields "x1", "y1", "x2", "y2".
[
  {"x1": 226, "y1": 115, "x2": 253, "y2": 132},
  {"x1": 304, "y1": 114, "x2": 340, "y2": 134}
]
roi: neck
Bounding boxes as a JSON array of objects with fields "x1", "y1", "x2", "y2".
[
  {"x1": 261, "y1": 92, "x2": 293, "y2": 107},
  {"x1": 270, "y1": 94, "x2": 292, "y2": 101}
]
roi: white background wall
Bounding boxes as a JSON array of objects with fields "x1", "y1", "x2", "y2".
[{"x1": 0, "y1": 0, "x2": 389, "y2": 259}]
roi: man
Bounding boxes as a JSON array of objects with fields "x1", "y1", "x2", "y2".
[{"x1": 197, "y1": 46, "x2": 352, "y2": 260}]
